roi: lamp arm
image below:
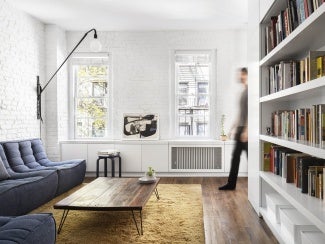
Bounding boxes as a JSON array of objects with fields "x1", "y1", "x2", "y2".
[{"x1": 41, "y1": 28, "x2": 97, "y2": 93}]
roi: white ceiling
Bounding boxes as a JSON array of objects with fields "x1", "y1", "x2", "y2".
[{"x1": 9, "y1": 0, "x2": 248, "y2": 31}]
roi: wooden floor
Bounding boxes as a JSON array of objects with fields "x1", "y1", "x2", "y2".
[
  {"x1": 159, "y1": 177, "x2": 277, "y2": 244},
  {"x1": 85, "y1": 177, "x2": 277, "y2": 243}
]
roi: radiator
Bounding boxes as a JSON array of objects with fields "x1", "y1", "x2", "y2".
[{"x1": 171, "y1": 146, "x2": 222, "y2": 170}]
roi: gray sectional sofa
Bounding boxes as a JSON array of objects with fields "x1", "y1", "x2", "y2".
[
  {"x1": 0, "y1": 214, "x2": 56, "y2": 244},
  {"x1": 0, "y1": 138, "x2": 86, "y2": 243}
]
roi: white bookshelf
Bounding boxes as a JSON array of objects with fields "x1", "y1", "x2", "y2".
[
  {"x1": 259, "y1": 76, "x2": 325, "y2": 103},
  {"x1": 260, "y1": 3, "x2": 325, "y2": 66},
  {"x1": 259, "y1": 207, "x2": 285, "y2": 244},
  {"x1": 257, "y1": 0, "x2": 325, "y2": 243},
  {"x1": 261, "y1": 172, "x2": 325, "y2": 233},
  {"x1": 260, "y1": 135, "x2": 325, "y2": 159}
]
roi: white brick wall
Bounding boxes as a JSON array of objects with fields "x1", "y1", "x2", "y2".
[
  {"x1": 44, "y1": 25, "x2": 68, "y2": 161},
  {"x1": 0, "y1": 0, "x2": 248, "y2": 161},
  {"x1": 67, "y1": 30, "x2": 247, "y2": 139},
  {"x1": 0, "y1": 0, "x2": 45, "y2": 141}
]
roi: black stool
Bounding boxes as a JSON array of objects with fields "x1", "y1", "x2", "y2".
[{"x1": 96, "y1": 153, "x2": 122, "y2": 178}]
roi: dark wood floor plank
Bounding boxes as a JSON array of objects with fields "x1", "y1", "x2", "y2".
[{"x1": 159, "y1": 177, "x2": 277, "y2": 244}]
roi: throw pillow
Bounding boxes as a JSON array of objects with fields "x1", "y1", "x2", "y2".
[{"x1": 0, "y1": 157, "x2": 10, "y2": 180}]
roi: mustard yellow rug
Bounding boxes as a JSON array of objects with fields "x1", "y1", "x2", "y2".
[{"x1": 32, "y1": 184, "x2": 204, "y2": 244}]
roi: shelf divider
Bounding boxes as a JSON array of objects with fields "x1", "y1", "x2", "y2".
[
  {"x1": 259, "y1": 135, "x2": 325, "y2": 159},
  {"x1": 260, "y1": 76, "x2": 325, "y2": 103},
  {"x1": 260, "y1": 171, "x2": 325, "y2": 233}
]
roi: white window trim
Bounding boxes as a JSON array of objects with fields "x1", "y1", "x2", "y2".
[
  {"x1": 170, "y1": 49, "x2": 217, "y2": 139},
  {"x1": 68, "y1": 52, "x2": 113, "y2": 139}
]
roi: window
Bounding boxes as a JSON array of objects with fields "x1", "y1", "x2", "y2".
[
  {"x1": 71, "y1": 54, "x2": 109, "y2": 138},
  {"x1": 175, "y1": 51, "x2": 211, "y2": 137}
]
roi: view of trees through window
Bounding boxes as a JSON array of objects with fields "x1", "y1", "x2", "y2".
[
  {"x1": 175, "y1": 52, "x2": 211, "y2": 137},
  {"x1": 72, "y1": 56, "x2": 109, "y2": 138}
]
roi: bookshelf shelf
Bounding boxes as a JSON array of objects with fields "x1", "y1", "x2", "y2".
[
  {"x1": 259, "y1": 207, "x2": 285, "y2": 244},
  {"x1": 259, "y1": 76, "x2": 325, "y2": 103},
  {"x1": 260, "y1": 171, "x2": 325, "y2": 233},
  {"x1": 259, "y1": 135, "x2": 325, "y2": 158},
  {"x1": 260, "y1": 4, "x2": 325, "y2": 66}
]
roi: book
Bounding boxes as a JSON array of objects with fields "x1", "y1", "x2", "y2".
[
  {"x1": 304, "y1": 0, "x2": 310, "y2": 18},
  {"x1": 271, "y1": 16, "x2": 278, "y2": 49},
  {"x1": 307, "y1": 0, "x2": 314, "y2": 16},
  {"x1": 263, "y1": 0, "x2": 321, "y2": 56},
  {"x1": 270, "y1": 104, "x2": 325, "y2": 144},
  {"x1": 323, "y1": 168, "x2": 325, "y2": 199},
  {"x1": 319, "y1": 172, "x2": 323, "y2": 199},
  {"x1": 270, "y1": 145, "x2": 283, "y2": 174},
  {"x1": 298, "y1": 157, "x2": 325, "y2": 193},
  {"x1": 308, "y1": 166, "x2": 324, "y2": 197},
  {"x1": 289, "y1": 0, "x2": 299, "y2": 30},
  {"x1": 323, "y1": 56, "x2": 325, "y2": 76},
  {"x1": 308, "y1": 167, "x2": 316, "y2": 196},
  {"x1": 298, "y1": 0, "x2": 306, "y2": 23},
  {"x1": 263, "y1": 142, "x2": 272, "y2": 171},
  {"x1": 316, "y1": 56, "x2": 323, "y2": 78},
  {"x1": 319, "y1": 104, "x2": 325, "y2": 145},
  {"x1": 299, "y1": 108, "x2": 306, "y2": 140},
  {"x1": 300, "y1": 59, "x2": 306, "y2": 83},
  {"x1": 286, "y1": 153, "x2": 306, "y2": 183},
  {"x1": 308, "y1": 51, "x2": 325, "y2": 80},
  {"x1": 280, "y1": 148, "x2": 298, "y2": 178}
]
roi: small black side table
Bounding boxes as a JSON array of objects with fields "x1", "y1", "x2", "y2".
[{"x1": 96, "y1": 153, "x2": 122, "y2": 178}]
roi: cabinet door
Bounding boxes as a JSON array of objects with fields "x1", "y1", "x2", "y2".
[
  {"x1": 141, "y1": 144, "x2": 169, "y2": 172},
  {"x1": 114, "y1": 144, "x2": 141, "y2": 172},
  {"x1": 224, "y1": 144, "x2": 248, "y2": 173},
  {"x1": 87, "y1": 144, "x2": 115, "y2": 172},
  {"x1": 61, "y1": 143, "x2": 88, "y2": 162}
]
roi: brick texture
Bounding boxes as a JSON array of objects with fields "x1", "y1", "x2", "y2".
[{"x1": 0, "y1": 0, "x2": 45, "y2": 141}]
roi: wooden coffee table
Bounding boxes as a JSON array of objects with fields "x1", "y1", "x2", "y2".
[{"x1": 54, "y1": 177, "x2": 160, "y2": 235}]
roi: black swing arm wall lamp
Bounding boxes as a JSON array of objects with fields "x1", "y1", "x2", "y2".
[{"x1": 36, "y1": 28, "x2": 101, "y2": 121}]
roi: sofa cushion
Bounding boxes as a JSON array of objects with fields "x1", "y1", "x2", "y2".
[
  {"x1": 0, "y1": 171, "x2": 58, "y2": 216},
  {"x1": 0, "y1": 177, "x2": 43, "y2": 195},
  {"x1": 0, "y1": 214, "x2": 56, "y2": 244},
  {"x1": 0, "y1": 158, "x2": 10, "y2": 180},
  {"x1": 30, "y1": 139, "x2": 52, "y2": 165},
  {"x1": 3, "y1": 141, "x2": 46, "y2": 172}
]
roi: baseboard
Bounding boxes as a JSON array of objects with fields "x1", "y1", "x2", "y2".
[{"x1": 86, "y1": 172, "x2": 248, "y2": 178}]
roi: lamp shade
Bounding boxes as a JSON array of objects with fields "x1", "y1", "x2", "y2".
[{"x1": 90, "y1": 38, "x2": 102, "y2": 52}]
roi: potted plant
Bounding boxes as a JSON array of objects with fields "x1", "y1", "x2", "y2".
[
  {"x1": 145, "y1": 166, "x2": 156, "y2": 179},
  {"x1": 220, "y1": 114, "x2": 227, "y2": 141}
]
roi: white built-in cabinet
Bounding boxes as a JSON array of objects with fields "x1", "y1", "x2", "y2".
[
  {"x1": 60, "y1": 140, "x2": 246, "y2": 176},
  {"x1": 141, "y1": 144, "x2": 169, "y2": 172},
  {"x1": 60, "y1": 143, "x2": 88, "y2": 162},
  {"x1": 114, "y1": 144, "x2": 142, "y2": 172}
]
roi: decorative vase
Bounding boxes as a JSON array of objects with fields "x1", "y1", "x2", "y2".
[
  {"x1": 220, "y1": 135, "x2": 227, "y2": 141},
  {"x1": 145, "y1": 166, "x2": 156, "y2": 179}
]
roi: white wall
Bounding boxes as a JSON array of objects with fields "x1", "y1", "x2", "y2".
[
  {"x1": 0, "y1": 0, "x2": 248, "y2": 162},
  {"x1": 0, "y1": 0, "x2": 45, "y2": 140},
  {"x1": 67, "y1": 30, "x2": 247, "y2": 141},
  {"x1": 44, "y1": 25, "x2": 69, "y2": 160}
]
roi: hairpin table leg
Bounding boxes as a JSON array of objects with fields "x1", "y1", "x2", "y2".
[{"x1": 57, "y1": 210, "x2": 69, "y2": 234}]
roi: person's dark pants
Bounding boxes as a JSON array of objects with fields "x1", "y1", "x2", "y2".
[{"x1": 227, "y1": 126, "x2": 248, "y2": 188}]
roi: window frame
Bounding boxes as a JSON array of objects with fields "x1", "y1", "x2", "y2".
[
  {"x1": 171, "y1": 50, "x2": 217, "y2": 139},
  {"x1": 68, "y1": 52, "x2": 112, "y2": 139}
]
